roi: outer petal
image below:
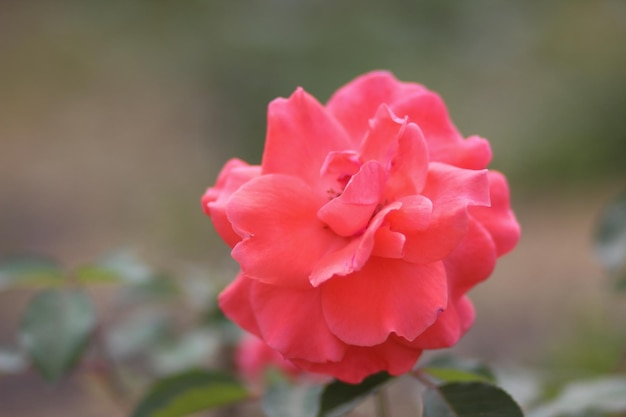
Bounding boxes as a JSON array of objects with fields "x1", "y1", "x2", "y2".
[
  {"x1": 444, "y1": 218, "x2": 497, "y2": 297},
  {"x1": 403, "y1": 296, "x2": 475, "y2": 350},
  {"x1": 310, "y1": 202, "x2": 402, "y2": 286},
  {"x1": 317, "y1": 161, "x2": 387, "y2": 237},
  {"x1": 321, "y1": 258, "x2": 447, "y2": 346},
  {"x1": 250, "y1": 282, "x2": 347, "y2": 363},
  {"x1": 391, "y1": 92, "x2": 492, "y2": 170},
  {"x1": 402, "y1": 163, "x2": 490, "y2": 264},
  {"x1": 228, "y1": 174, "x2": 344, "y2": 288},
  {"x1": 469, "y1": 171, "x2": 521, "y2": 256},
  {"x1": 262, "y1": 88, "x2": 352, "y2": 196},
  {"x1": 202, "y1": 159, "x2": 261, "y2": 247},
  {"x1": 218, "y1": 273, "x2": 261, "y2": 336},
  {"x1": 293, "y1": 338, "x2": 422, "y2": 384},
  {"x1": 327, "y1": 71, "x2": 427, "y2": 144}
]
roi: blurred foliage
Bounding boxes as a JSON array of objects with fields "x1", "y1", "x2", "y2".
[{"x1": 0, "y1": 244, "x2": 625, "y2": 416}]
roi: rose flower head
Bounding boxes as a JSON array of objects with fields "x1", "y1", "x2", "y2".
[{"x1": 202, "y1": 71, "x2": 520, "y2": 383}]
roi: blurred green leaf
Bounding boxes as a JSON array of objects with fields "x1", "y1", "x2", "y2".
[
  {"x1": 74, "y1": 265, "x2": 123, "y2": 284},
  {"x1": 131, "y1": 369, "x2": 248, "y2": 417},
  {"x1": 105, "y1": 312, "x2": 170, "y2": 360},
  {"x1": 423, "y1": 381, "x2": 524, "y2": 417},
  {"x1": 317, "y1": 372, "x2": 392, "y2": 417},
  {"x1": 0, "y1": 255, "x2": 65, "y2": 290},
  {"x1": 0, "y1": 347, "x2": 28, "y2": 375},
  {"x1": 89, "y1": 249, "x2": 154, "y2": 285},
  {"x1": 122, "y1": 275, "x2": 181, "y2": 303},
  {"x1": 422, "y1": 355, "x2": 496, "y2": 383},
  {"x1": 262, "y1": 379, "x2": 323, "y2": 417},
  {"x1": 594, "y1": 191, "x2": 626, "y2": 288},
  {"x1": 20, "y1": 289, "x2": 96, "y2": 381},
  {"x1": 149, "y1": 329, "x2": 220, "y2": 375},
  {"x1": 529, "y1": 377, "x2": 626, "y2": 417}
]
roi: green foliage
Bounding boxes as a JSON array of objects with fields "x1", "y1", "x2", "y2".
[
  {"x1": 423, "y1": 381, "x2": 525, "y2": 417},
  {"x1": 75, "y1": 249, "x2": 155, "y2": 285},
  {"x1": 130, "y1": 369, "x2": 248, "y2": 417},
  {"x1": 20, "y1": 289, "x2": 96, "y2": 381},
  {"x1": 262, "y1": 379, "x2": 323, "y2": 417},
  {"x1": 317, "y1": 372, "x2": 392, "y2": 417},
  {"x1": 422, "y1": 355, "x2": 496, "y2": 383},
  {"x1": 0, "y1": 255, "x2": 65, "y2": 289}
]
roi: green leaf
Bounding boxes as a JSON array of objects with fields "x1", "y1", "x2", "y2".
[
  {"x1": 85, "y1": 249, "x2": 154, "y2": 285},
  {"x1": 123, "y1": 274, "x2": 180, "y2": 301},
  {"x1": 529, "y1": 377, "x2": 626, "y2": 417},
  {"x1": 423, "y1": 381, "x2": 524, "y2": 417},
  {"x1": 20, "y1": 289, "x2": 96, "y2": 381},
  {"x1": 0, "y1": 255, "x2": 65, "y2": 290},
  {"x1": 594, "y1": 191, "x2": 626, "y2": 287},
  {"x1": 422, "y1": 355, "x2": 496, "y2": 383},
  {"x1": 262, "y1": 379, "x2": 323, "y2": 417},
  {"x1": 74, "y1": 265, "x2": 123, "y2": 284},
  {"x1": 131, "y1": 369, "x2": 248, "y2": 417},
  {"x1": 317, "y1": 372, "x2": 393, "y2": 417}
]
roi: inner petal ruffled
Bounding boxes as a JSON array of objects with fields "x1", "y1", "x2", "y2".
[{"x1": 317, "y1": 160, "x2": 387, "y2": 237}]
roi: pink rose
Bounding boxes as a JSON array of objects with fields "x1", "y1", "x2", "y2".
[{"x1": 202, "y1": 71, "x2": 520, "y2": 383}]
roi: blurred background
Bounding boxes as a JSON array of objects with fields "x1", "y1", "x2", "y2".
[{"x1": 1, "y1": 1, "x2": 625, "y2": 416}]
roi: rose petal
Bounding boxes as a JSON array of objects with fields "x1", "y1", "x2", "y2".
[
  {"x1": 327, "y1": 71, "x2": 427, "y2": 144},
  {"x1": 359, "y1": 104, "x2": 407, "y2": 165},
  {"x1": 469, "y1": 171, "x2": 521, "y2": 256},
  {"x1": 402, "y1": 163, "x2": 490, "y2": 264},
  {"x1": 372, "y1": 226, "x2": 406, "y2": 258},
  {"x1": 228, "y1": 174, "x2": 344, "y2": 288},
  {"x1": 387, "y1": 195, "x2": 433, "y2": 233},
  {"x1": 250, "y1": 282, "x2": 346, "y2": 363},
  {"x1": 391, "y1": 92, "x2": 492, "y2": 169},
  {"x1": 385, "y1": 123, "x2": 430, "y2": 198},
  {"x1": 444, "y1": 218, "x2": 497, "y2": 297},
  {"x1": 317, "y1": 161, "x2": 387, "y2": 237},
  {"x1": 310, "y1": 202, "x2": 402, "y2": 286},
  {"x1": 321, "y1": 258, "x2": 447, "y2": 345},
  {"x1": 218, "y1": 273, "x2": 261, "y2": 336},
  {"x1": 403, "y1": 296, "x2": 475, "y2": 349},
  {"x1": 293, "y1": 337, "x2": 422, "y2": 384},
  {"x1": 262, "y1": 88, "x2": 352, "y2": 196},
  {"x1": 202, "y1": 159, "x2": 261, "y2": 247}
]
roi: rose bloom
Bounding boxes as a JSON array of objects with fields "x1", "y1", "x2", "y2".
[{"x1": 202, "y1": 71, "x2": 520, "y2": 383}]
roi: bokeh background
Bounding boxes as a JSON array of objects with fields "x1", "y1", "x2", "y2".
[{"x1": 1, "y1": 1, "x2": 625, "y2": 416}]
